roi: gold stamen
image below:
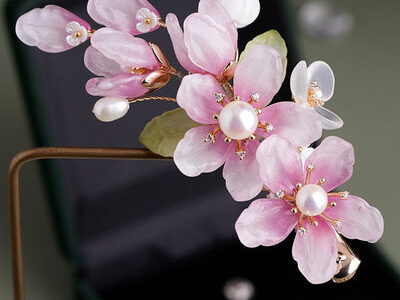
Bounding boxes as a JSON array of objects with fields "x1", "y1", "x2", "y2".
[
  {"x1": 317, "y1": 178, "x2": 326, "y2": 185},
  {"x1": 319, "y1": 213, "x2": 341, "y2": 227},
  {"x1": 130, "y1": 67, "x2": 147, "y2": 75},
  {"x1": 158, "y1": 19, "x2": 167, "y2": 28},
  {"x1": 310, "y1": 217, "x2": 319, "y2": 227}
]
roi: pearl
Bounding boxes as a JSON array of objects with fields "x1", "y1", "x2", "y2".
[
  {"x1": 92, "y1": 97, "x2": 130, "y2": 122},
  {"x1": 295, "y1": 184, "x2": 328, "y2": 216},
  {"x1": 218, "y1": 101, "x2": 258, "y2": 140},
  {"x1": 313, "y1": 86, "x2": 323, "y2": 99}
]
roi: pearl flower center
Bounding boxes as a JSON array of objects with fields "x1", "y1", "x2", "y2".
[
  {"x1": 296, "y1": 184, "x2": 328, "y2": 216},
  {"x1": 218, "y1": 101, "x2": 258, "y2": 140}
]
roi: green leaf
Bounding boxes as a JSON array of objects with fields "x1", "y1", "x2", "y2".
[
  {"x1": 239, "y1": 29, "x2": 288, "y2": 82},
  {"x1": 139, "y1": 108, "x2": 201, "y2": 157}
]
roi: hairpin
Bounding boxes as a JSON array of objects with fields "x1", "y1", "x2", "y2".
[{"x1": 15, "y1": 0, "x2": 383, "y2": 284}]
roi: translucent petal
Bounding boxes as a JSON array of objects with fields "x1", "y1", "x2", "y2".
[
  {"x1": 234, "y1": 45, "x2": 282, "y2": 108},
  {"x1": 84, "y1": 46, "x2": 123, "y2": 78},
  {"x1": 313, "y1": 106, "x2": 344, "y2": 130},
  {"x1": 290, "y1": 60, "x2": 308, "y2": 106},
  {"x1": 15, "y1": 5, "x2": 90, "y2": 53},
  {"x1": 90, "y1": 28, "x2": 159, "y2": 70},
  {"x1": 174, "y1": 126, "x2": 229, "y2": 176},
  {"x1": 216, "y1": 0, "x2": 260, "y2": 28},
  {"x1": 184, "y1": 13, "x2": 237, "y2": 76},
  {"x1": 305, "y1": 136, "x2": 354, "y2": 192},
  {"x1": 85, "y1": 73, "x2": 148, "y2": 98},
  {"x1": 235, "y1": 198, "x2": 297, "y2": 248},
  {"x1": 292, "y1": 219, "x2": 338, "y2": 284},
  {"x1": 166, "y1": 13, "x2": 205, "y2": 74},
  {"x1": 223, "y1": 141, "x2": 263, "y2": 202},
  {"x1": 87, "y1": 0, "x2": 159, "y2": 35},
  {"x1": 307, "y1": 61, "x2": 335, "y2": 102}
]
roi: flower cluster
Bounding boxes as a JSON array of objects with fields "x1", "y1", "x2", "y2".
[{"x1": 15, "y1": 0, "x2": 383, "y2": 284}]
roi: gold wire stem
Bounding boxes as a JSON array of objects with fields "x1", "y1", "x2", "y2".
[
  {"x1": 305, "y1": 169, "x2": 312, "y2": 185},
  {"x1": 127, "y1": 96, "x2": 177, "y2": 104},
  {"x1": 298, "y1": 213, "x2": 305, "y2": 228},
  {"x1": 8, "y1": 147, "x2": 169, "y2": 300},
  {"x1": 211, "y1": 126, "x2": 221, "y2": 136},
  {"x1": 158, "y1": 19, "x2": 167, "y2": 28},
  {"x1": 284, "y1": 194, "x2": 296, "y2": 201},
  {"x1": 87, "y1": 28, "x2": 96, "y2": 37},
  {"x1": 319, "y1": 213, "x2": 339, "y2": 226},
  {"x1": 327, "y1": 192, "x2": 345, "y2": 198},
  {"x1": 221, "y1": 82, "x2": 234, "y2": 99}
]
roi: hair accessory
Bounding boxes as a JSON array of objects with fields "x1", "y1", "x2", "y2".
[{"x1": 15, "y1": 0, "x2": 384, "y2": 284}]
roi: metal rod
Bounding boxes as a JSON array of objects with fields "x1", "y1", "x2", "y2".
[{"x1": 8, "y1": 147, "x2": 171, "y2": 300}]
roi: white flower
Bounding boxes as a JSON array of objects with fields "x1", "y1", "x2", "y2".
[
  {"x1": 136, "y1": 7, "x2": 158, "y2": 33},
  {"x1": 216, "y1": 0, "x2": 260, "y2": 28},
  {"x1": 290, "y1": 60, "x2": 343, "y2": 130},
  {"x1": 65, "y1": 21, "x2": 88, "y2": 47}
]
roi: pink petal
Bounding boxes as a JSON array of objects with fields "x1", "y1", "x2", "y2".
[
  {"x1": 223, "y1": 140, "x2": 263, "y2": 201},
  {"x1": 326, "y1": 195, "x2": 384, "y2": 243},
  {"x1": 177, "y1": 74, "x2": 225, "y2": 124},
  {"x1": 305, "y1": 136, "x2": 354, "y2": 192},
  {"x1": 84, "y1": 46, "x2": 123, "y2": 78},
  {"x1": 234, "y1": 45, "x2": 282, "y2": 108},
  {"x1": 198, "y1": 0, "x2": 237, "y2": 39},
  {"x1": 15, "y1": 5, "x2": 90, "y2": 53},
  {"x1": 259, "y1": 102, "x2": 323, "y2": 147},
  {"x1": 166, "y1": 14, "x2": 205, "y2": 74},
  {"x1": 184, "y1": 12, "x2": 237, "y2": 77},
  {"x1": 87, "y1": 0, "x2": 159, "y2": 35},
  {"x1": 90, "y1": 28, "x2": 160, "y2": 70},
  {"x1": 174, "y1": 126, "x2": 228, "y2": 176},
  {"x1": 85, "y1": 73, "x2": 148, "y2": 98},
  {"x1": 256, "y1": 135, "x2": 303, "y2": 193},
  {"x1": 292, "y1": 219, "x2": 338, "y2": 284},
  {"x1": 235, "y1": 198, "x2": 297, "y2": 248}
]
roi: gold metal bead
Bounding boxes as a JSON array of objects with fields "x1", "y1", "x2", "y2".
[
  {"x1": 296, "y1": 183, "x2": 302, "y2": 189},
  {"x1": 213, "y1": 114, "x2": 219, "y2": 120},
  {"x1": 224, "y1": 137, "x2": 231, "y2": 143},
  {"x1": 249, "y1": 134, "x2": 256, "y2": 140},
  {"x1": 291, "y1": 207, "x2": 298, "y2": 214}
]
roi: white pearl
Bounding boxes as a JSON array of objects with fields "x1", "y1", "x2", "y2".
[
  {"x1": 92, "y1": 97, "x2": 130, "y2": 122},
  {"x1": 295, "y1": 184, "x2": 328, "y2": 216},
  {"x1": 218, "y1": 101, "x2": 258, "y2": 140},
  {"x1": 313, "y1": 86, "x2": 323, "y2": 99}
]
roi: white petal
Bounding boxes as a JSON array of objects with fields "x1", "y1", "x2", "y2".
[
  {"x1": 313, "y1": 106, "x2": 344, "y2": 130},
  {"x1": 308, "y1": 61, "x2": 335, "y2": 102},
  {"x1": 216, "y1": 0, "x2": 260, "y2": 28},
  {"x1": 136, "y1": 22, "x2": 151, "y2": 33},
  {"x1": 290, "y1": 60, "x2": 308, "y2": 106},
  {"x1": 136, "y1": 7, "x2": 151, "y2": 20}
]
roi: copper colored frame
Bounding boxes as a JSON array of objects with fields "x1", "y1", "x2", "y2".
[{"x1": 8, "y1": 147, "x2": 359, "y2": 300}]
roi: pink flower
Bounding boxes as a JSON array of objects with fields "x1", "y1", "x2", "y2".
[
  {"x1": 235, "y1": 135, "x2": 384, "y2": 284},
  {"x1": 85, "y1": 28, "x2": 161, "y2": 98},
  {"x1": 174, "y1": 45, "x2": 323, "y2": 202},
  {"x1": 166, "y1": 0, "x2": 237, "y2": 77},
  {"x1": 87, "y1": 0, "x2": 160, "y2": 35},
  {"x1": 16, "y1": 5, "x2": 91, "y2": 53}
]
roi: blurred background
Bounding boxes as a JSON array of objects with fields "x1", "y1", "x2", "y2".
[{"x1": 0, "y1": 0, "x2": 399, "y2": 299}]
